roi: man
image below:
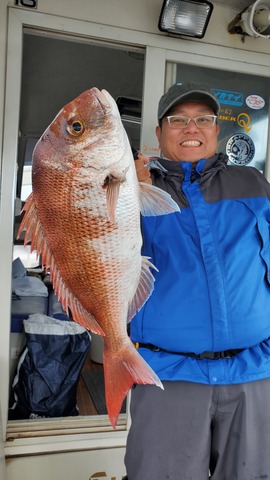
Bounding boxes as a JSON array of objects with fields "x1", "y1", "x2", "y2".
[{"x1": 124, "y1": 82, "x2": 270, "y2": 480}]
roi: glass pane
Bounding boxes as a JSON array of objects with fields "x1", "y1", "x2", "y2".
[{"x1": 166, "y1": 61, "x2": 270, "y2": 173}]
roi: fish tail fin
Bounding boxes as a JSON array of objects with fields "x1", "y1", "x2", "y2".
[{"x1": 103, "y1": 340, "x2": 163, "y2": 428}]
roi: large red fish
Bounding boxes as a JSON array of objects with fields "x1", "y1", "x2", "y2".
[{"x1": 18, "y1": 88, "x2": 179, "y2": 427}]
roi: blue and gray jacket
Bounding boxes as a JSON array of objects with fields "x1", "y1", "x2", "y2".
[{"x1": 130, "y1": 153, "x2": 270, "y2": 385}]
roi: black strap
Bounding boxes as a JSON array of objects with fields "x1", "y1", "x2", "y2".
[{"x1": 134, "y1": 342, "x2": 243, "y2": 360}]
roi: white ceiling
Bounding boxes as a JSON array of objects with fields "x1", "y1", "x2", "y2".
[{"x1": 214, "y1": 0, "x2": 253, "y2": 11}]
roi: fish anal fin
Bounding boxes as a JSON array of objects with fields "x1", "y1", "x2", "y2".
[
  {"x1": 139, "y1": 181, "x2": 180, "y2": 216},
  {"x1": 127, "y1": 256, "x2": 158, "y2": 322},
  {"x1": 103, "y1": 340, "x2": 163, "y2": 428}
]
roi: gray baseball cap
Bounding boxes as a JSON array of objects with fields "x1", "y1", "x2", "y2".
[{"x1": 158, "y1": 82, "x2": 220, "y2": 122}]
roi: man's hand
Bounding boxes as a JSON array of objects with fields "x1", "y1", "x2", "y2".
[{"x1": 135, "y1": 151, "x2": 152, "y2": 184}]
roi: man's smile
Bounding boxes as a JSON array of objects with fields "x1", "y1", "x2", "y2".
[{"x1": 180, "y1": 140, "x2": 202, "y2": 147}]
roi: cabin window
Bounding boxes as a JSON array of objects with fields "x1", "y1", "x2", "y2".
[{"x1": 165, "y1": 61, "x2": 270, "y2": 173}]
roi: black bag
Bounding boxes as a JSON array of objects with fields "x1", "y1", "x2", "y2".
[{"x1": 9, "y1": 314, "x2": 90, "y2": 419}]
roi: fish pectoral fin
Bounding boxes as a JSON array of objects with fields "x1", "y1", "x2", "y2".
[
  {"x1": 139, "y1": 181, "x2": 180, "y2": 216},
  {"x1": 104, "y1": 167, "x2": 129, "y2": 223},
  {"x1": 103, "y1": 339, "x2": 163, "y2": 428},
  {"x1": 127, "y1": 256, "x2": 158, "y2": 322},
  {"x1": 105, "y1": 175, "x2": 121, "y2": 223}
]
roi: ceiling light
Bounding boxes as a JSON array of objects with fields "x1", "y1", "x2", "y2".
[{"x1": 158, "y1": 0, "x2": 214, "y2": 39}]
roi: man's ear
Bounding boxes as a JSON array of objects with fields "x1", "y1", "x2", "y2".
[{"x1": 156, "y1": 125, "x2": 161, "y2": 143}]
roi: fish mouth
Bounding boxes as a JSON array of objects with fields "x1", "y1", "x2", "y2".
[{"x1": 91, "y1": 87, "x2": 111, "y2": 111}]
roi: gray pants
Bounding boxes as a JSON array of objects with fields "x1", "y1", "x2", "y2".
[{"x1": 125, "y1": 379, "x2": 270, "y2": 480}]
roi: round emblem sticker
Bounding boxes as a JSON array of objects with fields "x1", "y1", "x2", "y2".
[
  {"x1": 246, "y1": 94, "x2": 265, "y2": 110},
  {"x1": 226, "y1": 134, "x2": 255, "y2": 166}
]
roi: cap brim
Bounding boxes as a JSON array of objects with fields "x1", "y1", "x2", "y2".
[{"x1": 158, "y1": 90, "x2": 219, "y2": 120}]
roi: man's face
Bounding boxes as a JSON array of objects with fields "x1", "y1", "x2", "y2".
[{"x1": 156, "y1": 101, "x2": 220, "y2": 163}]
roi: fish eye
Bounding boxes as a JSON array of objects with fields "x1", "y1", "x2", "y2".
[{"x1": 67, "y1": 117, "x2": 85, "y2": 136}]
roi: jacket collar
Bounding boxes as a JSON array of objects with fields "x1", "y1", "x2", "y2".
[{"x1": 148, "y1": 153, "x2": 228, "y2": 178}]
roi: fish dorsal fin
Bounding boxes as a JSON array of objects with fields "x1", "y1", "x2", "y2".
[
  {"x1": 139, "y1": 182, "x2": 180, "y2": 216},
  {"x1": 127, "y1": 256, "x2": 158, "y2": 322},
  {"x1": 17, "y1": 193, "x2": 104, "y2": 336},
  {"x1": 49, "y1": 266, "x2": 104, "y2": 335}
]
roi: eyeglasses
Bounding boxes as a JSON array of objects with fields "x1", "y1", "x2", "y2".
[{"x1": 166, "y1": 115, "x2": 217, "y2": 129}]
